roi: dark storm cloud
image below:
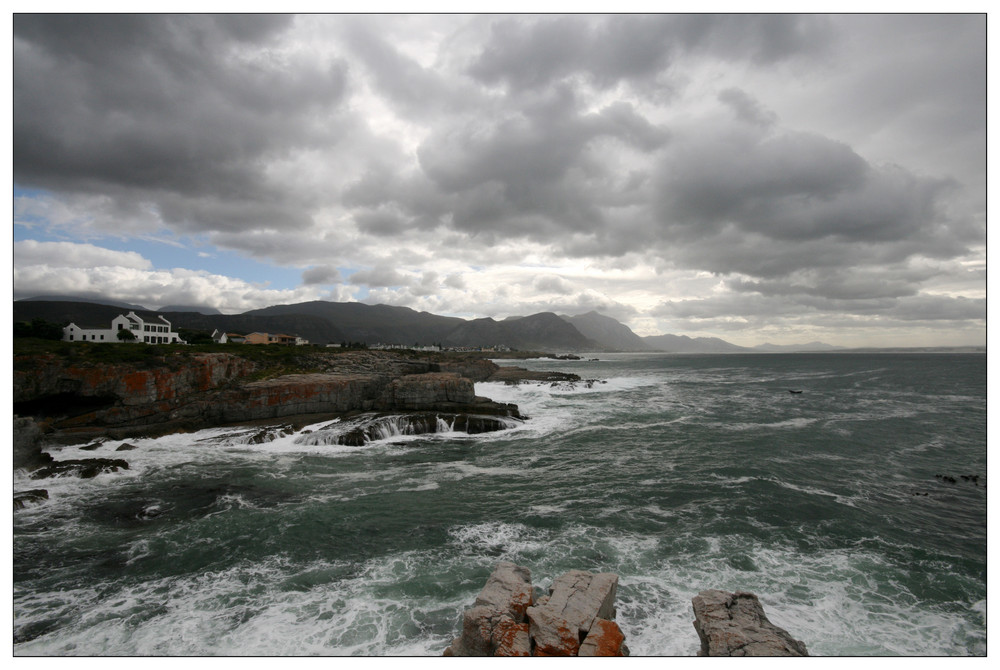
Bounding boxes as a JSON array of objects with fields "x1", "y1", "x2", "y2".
[
  {"x1": 645, "y1": 118, "x2": 974, "y2": 285},
  {"x1": 417, "y1": 85, "x2": 667, "y2": 236},
  {"x1": 350, "y1": 266, "x2": 411, "y2": 288},
  {"x1": 467, "y1": 14, "x2": 832, "y2": 90},
  {"x1": 338, "y1": 19, "x2": 479, "y2": 119},
  {"x1": 11, "y1": 14, "x2": 984, "y2": 344},
  {"x1": 301, "y1": 265, "x2": 342, "y2": 285},
  {"x1": 718, "y1": 88, "x2": 778, "y2": 128},
  {"x1": 13, "y1": 14, "x2": 348, "y2": 230}
]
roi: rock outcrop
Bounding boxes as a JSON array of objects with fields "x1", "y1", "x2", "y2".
[
  {"x1": 487, "y1": 367, "x2": 581, "y2": 384},
  {"x1": 13, "y1": 351, "x2": 523, "y2": 440},
  {"x1": 445, "y1": 563, "x2": 628, "y2": 657},
  {"x1": 29, "y1": 458, "x2": 130, "y2": 480},
  {"x1": 691, "y1": 590, "x2": 808, "y2": 656}
]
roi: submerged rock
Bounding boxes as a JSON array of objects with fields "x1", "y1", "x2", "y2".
[
  {"x1": 13, "y1": 489, "x2": 49, "y2": 510},
  {"x1": 307, "y1": 412, "x2": 520, "y2": 446},
  {"x1": 29, "y1": 458, "x2": 129, "y2": 480},
  {"x1": 691, "y1": 589, "x2": 808, "y2": 656}
]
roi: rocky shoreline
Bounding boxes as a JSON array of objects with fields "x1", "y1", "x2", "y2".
[
  {"x1": 446, "y1": 562, "x2": 808, "y2": 657},
  {"x1": 13, "y1": 349, "x2": 577, "y2": 443},
  {"x1": 12, "y1": 349, "x2": 581, "y2": 499}
]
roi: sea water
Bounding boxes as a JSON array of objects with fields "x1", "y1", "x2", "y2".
[{"x1": 12, "y1": 353, "x2": 987, "y2": 656}]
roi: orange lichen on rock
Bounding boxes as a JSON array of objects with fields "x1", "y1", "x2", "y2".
[
  {"x1": 578, "y1": 618, "x2": 627, "y2": 656},
  {"x1": 491, "y1": 617, "x2": 531, "y2": 657}
]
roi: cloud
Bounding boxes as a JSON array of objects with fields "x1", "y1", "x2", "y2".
[
  {"x1": 13, "y1": 262, "x2": 332, "y2": 313},
  {"x1": 301, "y1": 265, "x2": 342, "y2": 285},
  {"x1": 11, "y1": 14, "x2": 985, "y2": 346},
  {"x1": 533, "y1": 274, "x2": 573, "y2": 294},
  {"x1": 349, "y1": 266, "x2": 412, "y2": 288},
  {"x1": 14, "y1": 14, "x2": 348, "y2": 234},
  {"x1": 14, "y1": 240, "x2": 152, "y2": 270},
  {"x1": 718, "y1": 88, "x2": 778, "y2": 128},
  {"x1": 466, "y1": 15, "x2": 832, "y2": 90}
]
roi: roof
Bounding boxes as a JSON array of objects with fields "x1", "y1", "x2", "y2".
[
  {"x1": 125, "y1": 310, "x2": 172, "y2": 324},
  {"x1": 65, "y1": 321, "x2": 113, "y2": 330}
]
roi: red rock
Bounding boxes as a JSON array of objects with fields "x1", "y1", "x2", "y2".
[
  {"x1": 578, "y1": 618, "x2": 627, "y2": 656},
  {"x1": 491, "y1": 617, "x2": 531, "y2": 656},
  {"x1": 527, "y1": 605, "x2": 580, "y2": 656}
]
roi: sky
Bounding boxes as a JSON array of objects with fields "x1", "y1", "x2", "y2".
[{"x1": 9, "y1": 10, "x2": 988, "y2": 347}]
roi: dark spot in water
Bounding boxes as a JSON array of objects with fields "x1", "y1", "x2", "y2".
[{"x1": 14, "y1": 618, "x2": 62, "y2": 644}]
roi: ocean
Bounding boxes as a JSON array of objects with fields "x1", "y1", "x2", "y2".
[{"x1": 12, "y1": 352, "x2": 987, "y2": 656}]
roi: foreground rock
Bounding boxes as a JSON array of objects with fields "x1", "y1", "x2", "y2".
[
  {"x1": 691, "y1": 589, "x2": 808, "y2": 656},
  {"x1": 445, "y1": 562, "x2": 628, "y2": 657}
]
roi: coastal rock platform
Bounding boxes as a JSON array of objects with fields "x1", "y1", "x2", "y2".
[{"x1": 13, "y1": 350, "x2": 534, "y2": 442}]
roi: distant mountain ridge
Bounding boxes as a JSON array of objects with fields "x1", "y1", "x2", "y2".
[
  {"x1": 15, "y1": 296, "x2": 844, "y2": 353},
  {"x1": 560, "y1": 311, "x2": 651, "y2": 351},
  {"x1": 641, "y1": 333, "x2": 750, "y2": 353}
]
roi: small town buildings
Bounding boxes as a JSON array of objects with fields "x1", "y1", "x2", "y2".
[
  {"x1": 210, "y1": 329, "x2": 228, "y2": 344},
  {"x1": 244, "y1": 332, "x2": 300, "y2": 345},
  {"x1": 63, "y1": 311, "x2": 184, "y2": 344}
]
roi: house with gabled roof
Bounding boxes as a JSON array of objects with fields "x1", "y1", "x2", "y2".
[{"x1": 63, "y1": 311, "x2": 184, "y2": 344}]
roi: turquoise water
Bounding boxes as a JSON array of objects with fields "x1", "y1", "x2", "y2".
[{"x1": 12, "y1": 353, "x2": 987, "y2": 655}]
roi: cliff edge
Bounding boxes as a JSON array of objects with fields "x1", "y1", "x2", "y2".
[{"x1": 13, "y1": 349, "x2": 524, "y2": 441}]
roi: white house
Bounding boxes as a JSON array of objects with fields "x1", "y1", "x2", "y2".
[{"x1": 63, "y1": 311, "x2": 184, "y2": 344}]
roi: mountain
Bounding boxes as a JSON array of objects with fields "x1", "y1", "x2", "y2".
[
  {"x1": 14, "y1": 300, "x2": 148, "y2": 328},
  {"x1": 19, "y1": 294, "x2": 149, "y2": 311},
  {"x1": 559, "y1": 311, "x2": 650, "y2": 351},
  {"x1": 752, "y1": 342, "x2": 845, "y2": 353},
  {"x1": 160, "y1": 312, "x2": 345, "y2": 345},
  {"x1": 12, "y1": 300, "x2": 345, "y2": 344},
  {"x1": 245, "y1": 301, "x2": 465, "y2": 346},
  {"x1": 158, "y1": 305, "x2": 222, "y2": 315},
  {"x1": 15, "y1": 297, "x2": 854, "y2": 354},
  {"x1": 642, "y1": 333, "x2": 751, "y2": 353}
]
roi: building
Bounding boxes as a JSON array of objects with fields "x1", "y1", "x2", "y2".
[
  {"x1": 210, "y1": 329, "x2": 228, "y2": 344},
  {"x1": 244, "y1": 332, "x2": 299, "y2": 345},
  {"x1": 63, "y1": 311, "x2": 184, "y2": 344}
]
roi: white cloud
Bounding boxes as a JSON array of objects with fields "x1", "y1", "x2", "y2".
[{"x1": 14, "y1": 240, "x2": 152, "y2": 270}]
